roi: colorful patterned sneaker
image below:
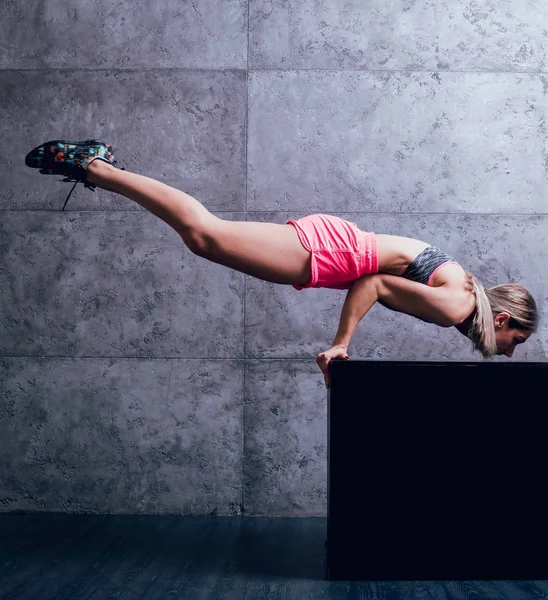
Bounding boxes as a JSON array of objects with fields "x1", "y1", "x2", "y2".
[{"x1": 25, "y1": 139, "x2": 123, "y2": 210}]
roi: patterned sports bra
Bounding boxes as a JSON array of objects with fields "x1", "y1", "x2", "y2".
[{"x1": 401, "y1": 245, "x2": 460, "y2": 286}]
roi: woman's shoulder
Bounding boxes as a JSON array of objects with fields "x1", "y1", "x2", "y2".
[
  {"x1": 429, "y1": 261, "x2": 467, "y2": 288},
  {"x1": 429, "y1": 261, "x2": 475, "y2": 321}
]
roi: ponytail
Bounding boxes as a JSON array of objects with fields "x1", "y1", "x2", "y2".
[{"x1": 467, "y1": 273, "x2": 498, "y2": 358}]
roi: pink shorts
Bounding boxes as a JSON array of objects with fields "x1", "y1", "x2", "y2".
[{"x1": 286, "y1": 214, "x2": 379, "y2": 290}]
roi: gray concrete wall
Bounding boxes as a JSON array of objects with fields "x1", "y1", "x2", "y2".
[{"x1": 1, "y1": 1, "x2": 546, "y2": 516}]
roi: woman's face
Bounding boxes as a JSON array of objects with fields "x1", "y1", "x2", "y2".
[{"x1": 494, "y1": 312, "x2": 531, "y2": 357}]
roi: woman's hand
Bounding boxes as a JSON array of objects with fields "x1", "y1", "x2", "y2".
[{"x1": 316, "y1": 345, "x2": 350, "y2": 389}]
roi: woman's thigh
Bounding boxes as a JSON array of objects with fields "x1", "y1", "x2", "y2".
[{"x1": 203, "y1": 219, "x2": 312, "y2": 285}]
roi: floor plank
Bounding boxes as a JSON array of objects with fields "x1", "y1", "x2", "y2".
[{"x1": 0, "y1": 515, "x2": 547, "y2": 599}]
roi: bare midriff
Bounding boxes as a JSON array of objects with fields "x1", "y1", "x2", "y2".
[{"x1": 375, "y1": 234, "x2": 430, "y2": 276}]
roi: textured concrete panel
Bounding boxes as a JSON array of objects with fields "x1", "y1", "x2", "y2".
[
  {"x1": 244, "y1": 360, "x2": 326, "y2": 517},
  {"x1": 244, "y1": 212, "x2": 547, "y2": 365},
  {"x1": 250, "y1": 0, "x2": 548, "y2": 71},
  {"x1": 248, "y1": 71, "x2": 548, "y2": 214},
  {"x1": 0, "y1": 358, "x2": 243, "y2": 515},
  {"x1": 0, "y1": 0, "x2": 247, "y2": 69},
  {"x1": 0, "y1": 69, "x2": 246, "y2": 211},
  {"x1": 0, "y1": 212, "x2": 244, "y2": 357},
  {"x1": 2, "y1": 0, "x2": 547, "y2": 521}
]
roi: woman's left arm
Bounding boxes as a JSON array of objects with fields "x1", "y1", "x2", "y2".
[{"x1": 375, "y1": 273, "x2": 475, "y2": 327}]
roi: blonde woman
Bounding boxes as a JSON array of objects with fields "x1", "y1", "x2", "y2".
[{"x1": 26, "y1": 140, "x2": 539, "y2": 388}]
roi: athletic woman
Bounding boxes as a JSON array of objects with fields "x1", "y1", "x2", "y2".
[{"x1": 25, "y1": 140, "x2": 538, "y2": 388}]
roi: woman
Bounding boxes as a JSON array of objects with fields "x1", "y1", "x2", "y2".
[{"x1": 25, "y1": 140, "x2": 538, "y2": 388}]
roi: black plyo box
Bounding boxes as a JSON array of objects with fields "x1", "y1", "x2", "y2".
[{"x1": 326, "y1": 360, "x2": 548, "y2": 581}]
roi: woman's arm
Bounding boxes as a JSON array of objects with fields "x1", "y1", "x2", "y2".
[
  {"x1": 332, "y1": 273, "x2": 474, "y2": 349},
  {"x1": 332, "y1": 275, "x2": 379, "y2": 349}
]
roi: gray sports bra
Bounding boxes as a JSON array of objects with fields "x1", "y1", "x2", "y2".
[{"x1": 401, "y1": 245, "x2": 459, "y2": 285}]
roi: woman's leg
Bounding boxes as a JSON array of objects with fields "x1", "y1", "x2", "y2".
[{"x1": 86, "y1": 160, "x2": 312, "y2": 285}]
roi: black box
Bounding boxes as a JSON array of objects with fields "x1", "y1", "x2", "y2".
[{"x1": 326, "y1": 360, "x2": 548, "y2": 581}]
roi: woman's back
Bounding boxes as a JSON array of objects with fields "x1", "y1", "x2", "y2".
[{"x1": 375, "y1": 234, "x2": 430, "y2": 276}]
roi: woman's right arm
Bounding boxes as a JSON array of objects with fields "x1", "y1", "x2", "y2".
[
  {"x1": 332, "y1": 275, "x2": 380, "y2": 349},
  {"x1": 332, "y1": 273, "x2": 474, "y2": 349}
]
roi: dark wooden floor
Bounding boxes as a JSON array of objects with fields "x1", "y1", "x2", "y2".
[{"x1": 1, "y1": 514, "x2": 547, "y2": 599}]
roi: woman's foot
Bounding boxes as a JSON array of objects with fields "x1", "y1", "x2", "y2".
[
  {"x1": 25, "y1": 139, "x2": 115, "y2": 180},
  {"x1": 25, "y1": 139, "x2": 122, "y2": 209}
]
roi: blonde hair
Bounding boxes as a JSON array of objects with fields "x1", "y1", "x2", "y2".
[{"x1": 467, "y1": 276, "x2": 538, "y2": 358}]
